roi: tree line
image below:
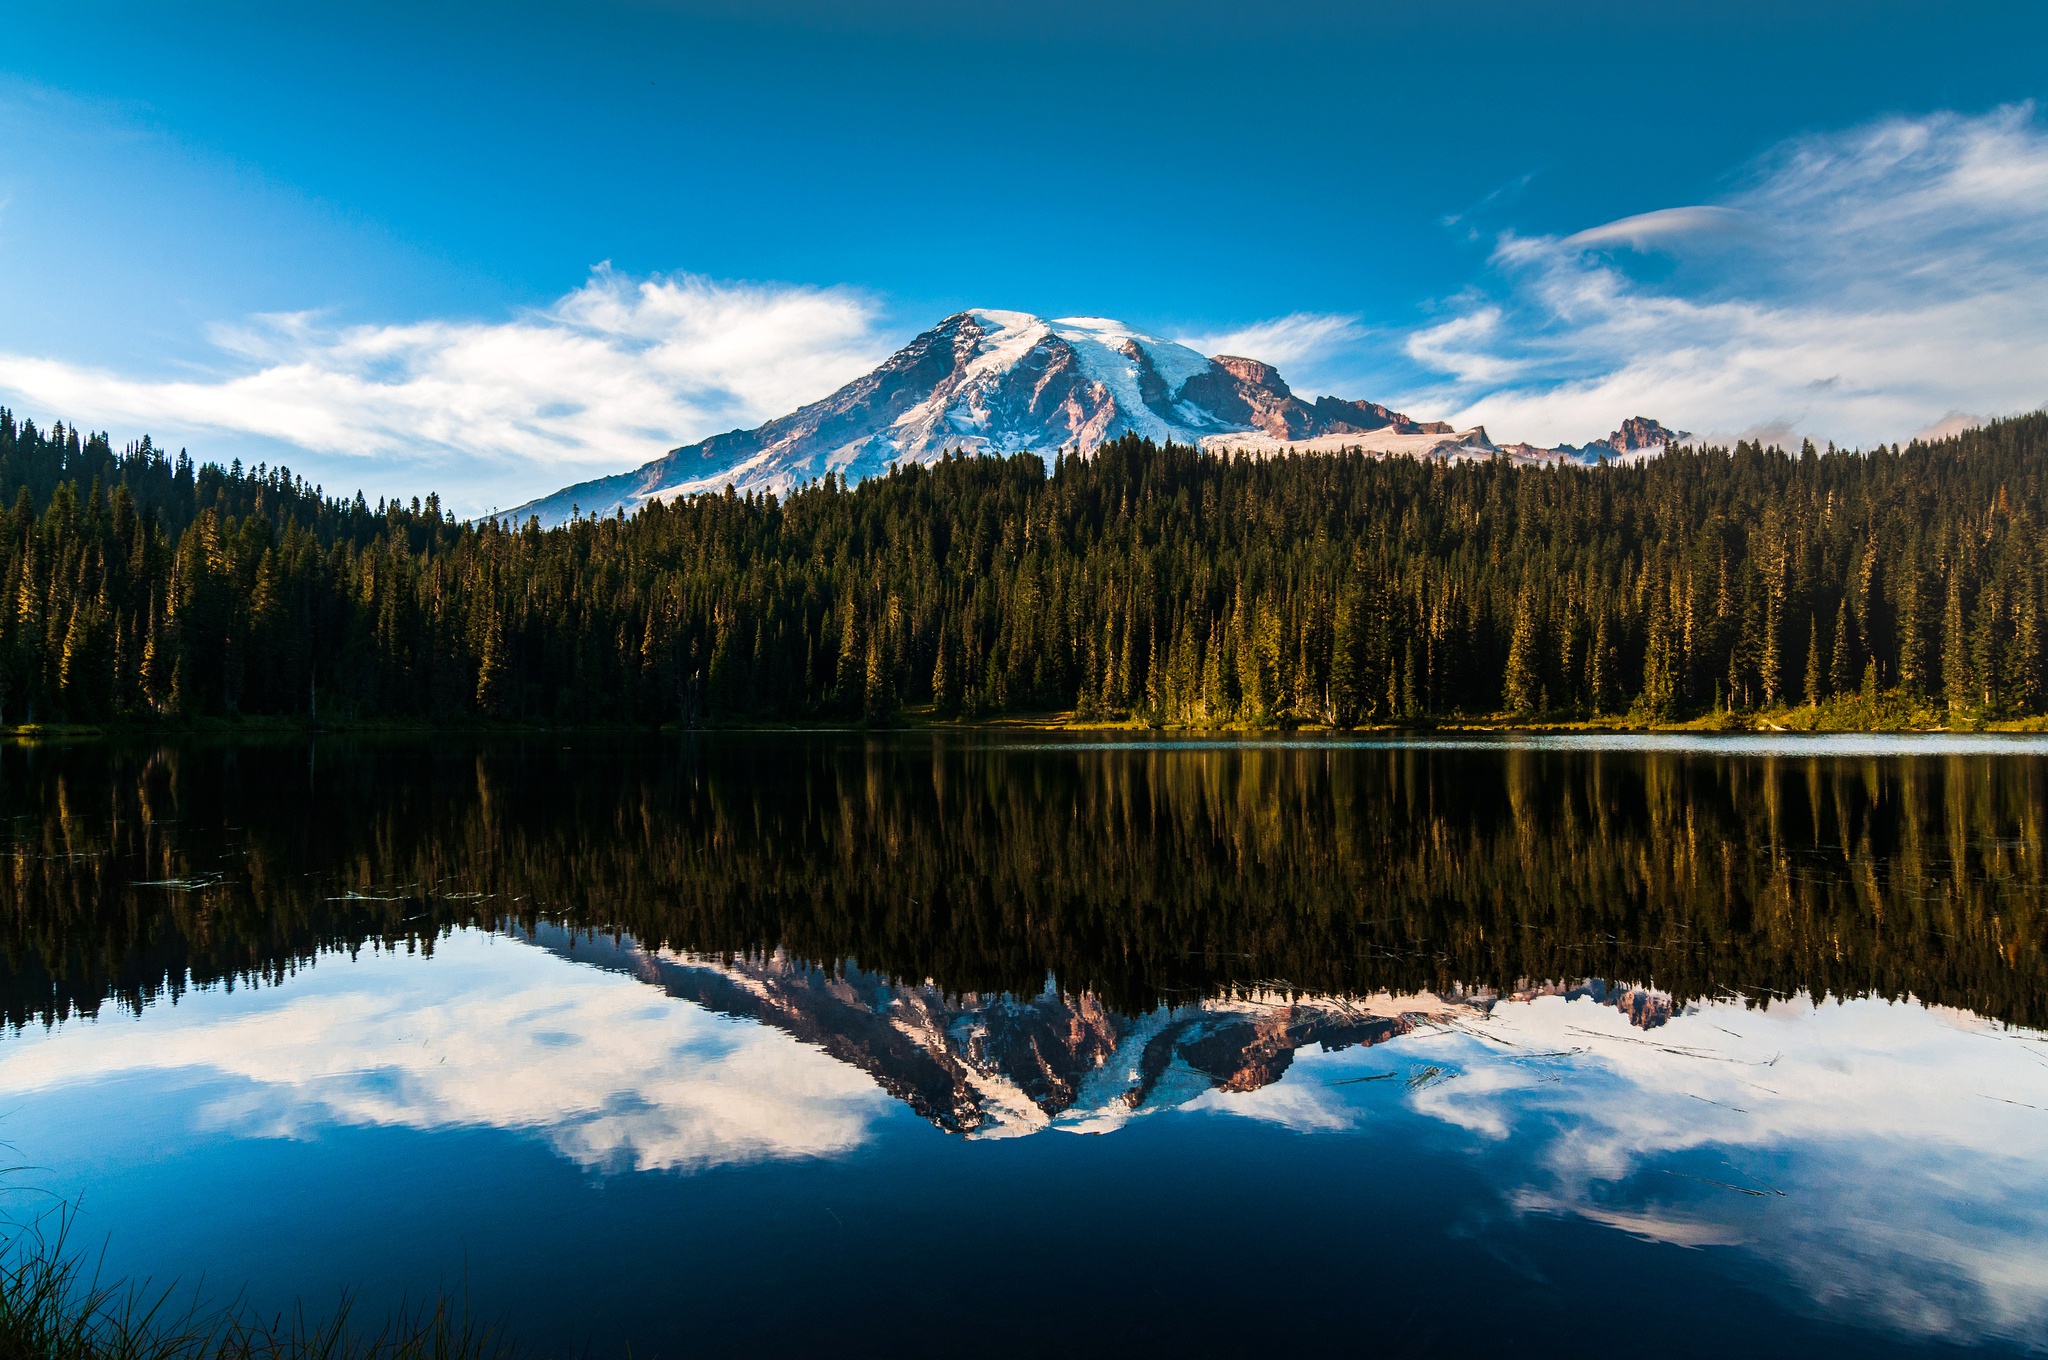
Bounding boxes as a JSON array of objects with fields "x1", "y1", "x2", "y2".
[{"x1": 3, "y1": 405, "x2": 2046, "y2": 726}]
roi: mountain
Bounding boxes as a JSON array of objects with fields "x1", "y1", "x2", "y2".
[{"x1": 503, "y1": 309, "x2": 1681, "y2": 525}]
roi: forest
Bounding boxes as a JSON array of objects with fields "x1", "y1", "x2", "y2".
[{"x1": 1, "y1": 405, "x2": 2045, "y2": 727}]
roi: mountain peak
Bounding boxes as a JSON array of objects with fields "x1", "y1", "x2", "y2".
[{"x1": 1606, "y1": 416, "x2": 1689, "y2": 452}]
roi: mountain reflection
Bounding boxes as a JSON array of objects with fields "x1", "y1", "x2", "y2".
[{"x1": 553, "y1": 925, "x2": 1675, "y2": 1136}]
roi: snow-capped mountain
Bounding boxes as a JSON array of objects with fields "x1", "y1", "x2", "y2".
[
  {"x1": 503, "y1": 310, "x2": 1476, "y2": 524},
  {"x1": 502, "y1": 308, "x2": 1685, "y2": 525}
]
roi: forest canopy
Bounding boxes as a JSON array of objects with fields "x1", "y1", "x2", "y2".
[{"x1": 1, "y1": 406, "x2": 2045, "y2": 727}]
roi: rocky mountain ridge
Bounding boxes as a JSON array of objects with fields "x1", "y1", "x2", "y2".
[{"x1": 1500, "y1": 415, "x2": 1692, "y2": 466}]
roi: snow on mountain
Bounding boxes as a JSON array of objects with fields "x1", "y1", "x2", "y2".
[{"x1": 501, "y1": 310, "x2": 1682, "y2": 526}]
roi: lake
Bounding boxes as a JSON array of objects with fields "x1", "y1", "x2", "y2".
[{"x1": 4, "y1": 732, "x2": 2047, "y2": 1356}]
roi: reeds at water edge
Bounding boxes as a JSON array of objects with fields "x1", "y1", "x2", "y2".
[{"x1": 0, "y1": 1206, "x2": 518, "y2": 1360}]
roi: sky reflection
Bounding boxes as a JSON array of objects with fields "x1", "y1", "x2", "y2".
[
  {"x1": 1262, "y1": 992, "x2": 2048, "y2": 1343},
  {"x1": 7, "y1": 927, "x2": 2047, "y2": 1347},
  {"x1": 0, "y1": 930, "x2": 892, "y2": 1172}
]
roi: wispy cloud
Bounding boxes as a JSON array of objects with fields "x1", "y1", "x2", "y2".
[
  {"x1": 1202, "y1": 105, "x2": 2048, "y2": 448},
  {"x1": 0, "y1": 267, "x2": 893, "y2": 514},
  {"x1": 1177, "y1": 311, "x2": 1364, "y2": 368},
  {"x1": 1561, "y1": 204, "x2": 1749, "y2": 250},
  {"x1": 1412, "y1": 103, "x2": 2048, "y2": 447}
]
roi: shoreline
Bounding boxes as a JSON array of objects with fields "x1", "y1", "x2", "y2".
[{"x1": 4, "y1": 700, "x2": 2046, "y2": 741}]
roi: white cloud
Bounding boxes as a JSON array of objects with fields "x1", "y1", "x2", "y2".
[
  {"x1": 1413, "y1": 103, "x2": 2048, "y2": 447},
  {"x1": 1561, "y1": 204, "x2": 1749, "y2": 250},
  {"x1": 1200, "y1": 104, "x2": 2048, "y2": 449},
  {"x1": 1176, "y1": 311, "x2": 1363, "y2": 370},
  {"x1": 0, "y1": 267, "x2": 894, "y2": 515},
  {"x1": 1404, "y1": 305, "x2": 1523, "y2": 387}
]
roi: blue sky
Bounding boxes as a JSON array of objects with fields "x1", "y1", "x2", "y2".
[{"x1": 1, "y1": 0, "x2": 2045, "y2": 512}]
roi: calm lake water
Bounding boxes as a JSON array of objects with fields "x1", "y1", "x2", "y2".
[{"x1": 5, "y1": 733, "x2": 2048, "y2": 1357}]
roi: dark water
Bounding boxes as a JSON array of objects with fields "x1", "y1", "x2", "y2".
[{"x1": 4, "y1": 733, "x2": 2047, "y2": 1357}]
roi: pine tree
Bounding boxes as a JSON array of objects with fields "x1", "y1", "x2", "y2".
[
  {"x1": 476, "y1": 604, "x2": 507, "y2": 716},
  {"x1": 1641, "y1": 574, "x2": 1676, "y2": 721},
  {"x1": 863, "y1": 631, "x2": 890, "y2": 723},
  {"x1": 1588, "y1": 608, "x2": 1609, "y2": 717},
  {"x1": 1805, "y1": 614, "x2": 1823, "y2": 708},
  {"x1": 835, "y1": 597, "x2": 863, "y2": 716},
  {"x1": 932, "y1": 623, "x2": 957, "y2": 717},
  {"x1": 1829, "y1": 595, "x2": 1857, "y2": 697},
  {"x1": 1330, "y1": 582, "x2": 1364, "y2": 728},
  {"x1": 1502, "y1": 584, "x2": 1540, "y2": 716},
  {"x1": 2006, "y1": 578, "x2": 2042, "y2": 712},
  {"x1": 1944, "y1": 559, "x2": 1972, "y2": 714}
]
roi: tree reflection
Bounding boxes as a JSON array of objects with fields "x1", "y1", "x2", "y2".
[{"x1": 1, "y1": 735, "x2": 2041, "y2": 1031}]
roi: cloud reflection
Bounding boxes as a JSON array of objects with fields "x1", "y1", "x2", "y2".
[
  {"x1": 0, "y1": 929, "x2": 892, "y2": 1171},
  {"x1": 1275, "y1": 993, "x2": 2048, "y2": 1344}
]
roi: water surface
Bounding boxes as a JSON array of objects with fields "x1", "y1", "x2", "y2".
[{"x1": 5, "y1": 734, "x2": 2046, "y2": 1356}]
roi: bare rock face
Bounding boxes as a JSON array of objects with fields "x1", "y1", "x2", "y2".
[
  {"x1": 1132, "y1": 1006, "x2": 1418, "y2": 1100},
  {"x1": 1516, "y1": 977, "x2": 1677, "y2": 1029},
  {"x1": 1177, "y1": 355, "x2": 1309, "y2": 437},
  {"x1": 1606, "y1": 416, "x2": 1689, "y2": 452},
  {"x1": 1179, "y1": 356, "x2": 1450, "y2": 441}
]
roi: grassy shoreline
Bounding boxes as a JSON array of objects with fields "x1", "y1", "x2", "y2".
[{"x1": 7, "y1": 692, "x2": 2046, "y2": 740}]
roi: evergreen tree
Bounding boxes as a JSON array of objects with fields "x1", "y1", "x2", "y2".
[
  {"x1": 1502, "y1": 584, "x2": 1540, "y2": 716},
  {"x1": 1329, "y1": 582, "x2": 1365, "y2": 728},
  {"x1": 1829, "y1": 595, "x2": 1857, "y2": 696},
  {"x1": 1806, "y1": 614, "x2": 1823, "y2": 708}
]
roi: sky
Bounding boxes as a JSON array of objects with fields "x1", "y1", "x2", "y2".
[{"x1": 0, "y1": 0, "x2": 2044, "y2": 514}]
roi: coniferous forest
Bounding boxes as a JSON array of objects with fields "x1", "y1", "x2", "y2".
[{"x1": 2, "y1": 405, "x2": 2046, "y2": 727}]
